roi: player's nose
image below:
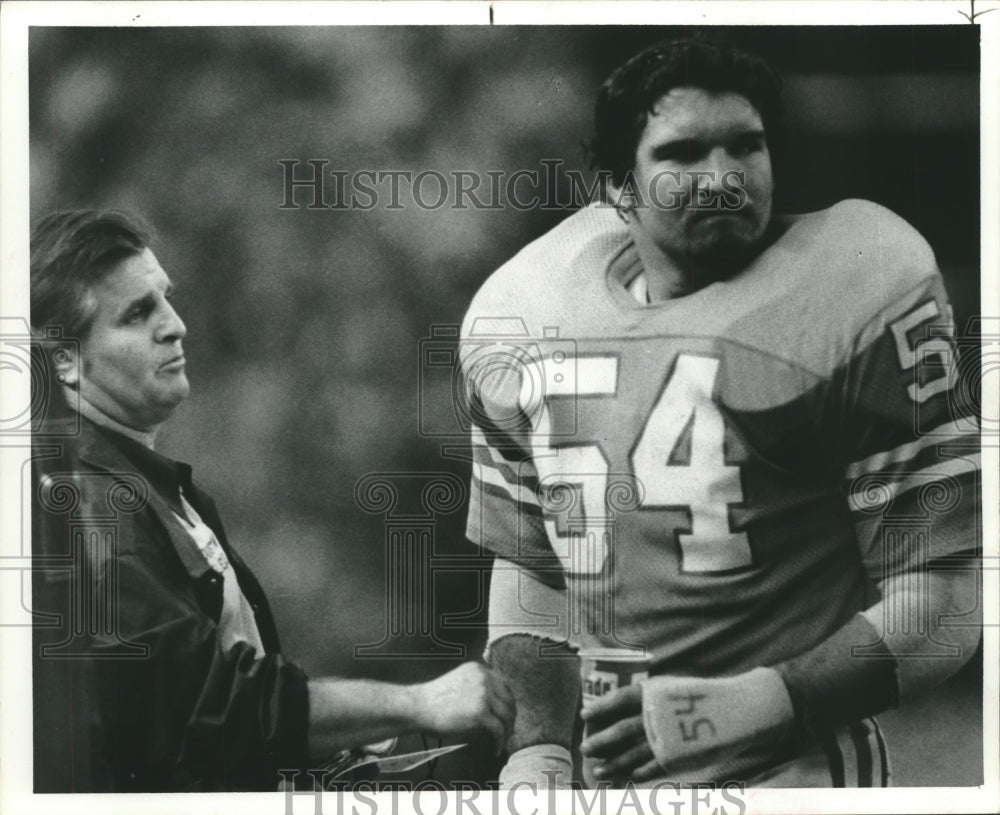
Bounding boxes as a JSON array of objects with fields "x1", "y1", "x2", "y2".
[{"x1": 694, "y1": 147, "x2": 734, "y2": 194}]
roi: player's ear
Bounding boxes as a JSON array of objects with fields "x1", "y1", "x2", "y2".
[
  {"x1": 53, "y1": 343, "x2": 81, "y2": 388},
  {"x1": 606, "y1": 170, "x2": 643, "y2": 223}
]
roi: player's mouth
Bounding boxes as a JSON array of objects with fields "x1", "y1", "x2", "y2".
[
  {"x1": 692, "y1": 211, "x2": 738, "y2": 223},
  {"x1": 689, "y1": 204, "x2": 750, "y2": 220},
  {"x1": 688, "y1": 211, "x2": 748, "y2": 234}
]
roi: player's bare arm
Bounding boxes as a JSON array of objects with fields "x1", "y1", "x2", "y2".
[
  {"x1": 580, "y1": 568, "x2": 980, "y2": 781},
  {"x1": 481, "y1": 560, "x2": 581, "y2": 787}
]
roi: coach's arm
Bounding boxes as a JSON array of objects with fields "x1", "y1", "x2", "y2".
[{"x1": 307, "y1": 662, "x2": 515, "y2": 759}]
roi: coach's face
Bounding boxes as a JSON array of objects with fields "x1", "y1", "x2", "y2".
[
  {"x1": 60, "y1": 248, "x2": 189, "y2": 431},
  {"x1": 628, "y1": 87, "x2": 773, "y2": 276}
]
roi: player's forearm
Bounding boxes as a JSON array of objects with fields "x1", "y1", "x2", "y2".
[
  {"x1": 490, "y1": 635, "x2": 578, "y2": 788},
  {"x1": 486, "y1": 559, "x2": 582, "y2": 752},
  {"x1": 862, "y1": 568, "x2": 981, "y2": 697},
  {"x1": 306, "y1": 678, "x2": 423, "y2": 758},
  {"x1": 489, "y1": 633, "x2": 581, "y2": 751},
  {"x1": 775, "y1": 566, "x2": 980, "y2": 733}
]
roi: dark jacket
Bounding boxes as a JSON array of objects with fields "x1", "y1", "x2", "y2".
[{"x1": 32, "y1": 417, "x2": 310, "y2": 792}]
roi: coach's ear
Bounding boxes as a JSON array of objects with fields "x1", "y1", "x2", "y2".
[{"x1": 53, "y1": 344, "x2": 81, "y2": 388}]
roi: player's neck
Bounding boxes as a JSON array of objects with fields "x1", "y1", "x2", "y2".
[
  {"x1": 628, "y1": 219, "x2": 788, "y2": 303},
  {"x1": 627, "y1": 227, "x2": 706, "y2": 302}
]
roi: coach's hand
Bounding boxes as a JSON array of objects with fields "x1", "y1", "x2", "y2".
[
  {"x1": 414, "y1": 663, "x2": 515, "y2": 755},
  {"x1": 580, "y1": 668, "x2": 794, "y2": 781}
]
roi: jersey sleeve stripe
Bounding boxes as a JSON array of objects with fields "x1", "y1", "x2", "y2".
[
  {"x1": 472, "y1": 462, "x2": 542, "y2": 509},
  {"x1": 844, "y1": 419, "x2": 979, "y2": 480},
  {"x1": 471, "y1": 428, "x2": 542, "y2": 494},
  {"x1": 847, "y1": 453, "x2": 980, "y2": 513},
  {"x1": 472, "y1": 426, "x2": 534, "y2": 464}
]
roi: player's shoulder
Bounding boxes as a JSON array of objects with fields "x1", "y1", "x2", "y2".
[
  {"x1": 824, "y1": 198, "x2": 932, "y2": 253},
  {"x1": 497, "y1": 202, "x2": 626, "y2": 281},
  {"x1": 792, "y1": 198, "x2": 937, "y2": 289},
  {"x1": 735, "y1": 200, "x2": 945, "y2": 374},
  {"x1": 462, "y1": 204, "x2": 626, "y2": 337},
  {"x1": 774, "y1": 199, "x2": 941, "y2": 324}
]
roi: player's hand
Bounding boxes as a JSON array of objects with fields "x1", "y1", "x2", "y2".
[
  {"x1": 581, "y1": 668, "x2": 795, "y2": 782},
  {"x1": 413, "y1": 662, "x2": 515, "y2": 755},
  {"x1": 580, "y1": 684, "x2": 660, "y2": 782}
]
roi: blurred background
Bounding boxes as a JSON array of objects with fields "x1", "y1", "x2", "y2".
[{"x1": 29, "y1": 25, "x2": 981, "y2": 785}]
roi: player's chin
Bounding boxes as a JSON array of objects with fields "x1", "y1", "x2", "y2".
[
  {"x1": 690, "y1": 210, "x2": 759, "y2": 239},
  {"x1": 689, "y1": 234, "x2": 756, "y2": 269},
  {"x1": 691, "y1": 213, "x2": 766, "y2": 257}
]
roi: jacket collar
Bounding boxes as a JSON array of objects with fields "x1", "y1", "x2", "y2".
[
  {"x1": 78, "y1": 420, "x2": 191, "y2": 513},
  {"x1": 76, "y1": 418, "x2": 213, "y2": 582}
]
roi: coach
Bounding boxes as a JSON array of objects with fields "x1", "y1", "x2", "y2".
[{"x1": 30, "y1": 210, "x2": 513, "y2": 792}]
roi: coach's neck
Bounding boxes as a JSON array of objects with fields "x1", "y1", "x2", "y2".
[{"x1": 70, "y1": 390, "x2": 160, "y2": 449}]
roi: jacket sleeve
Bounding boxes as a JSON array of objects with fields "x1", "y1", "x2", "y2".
[{"x1": 32, "y1": 465, "x2": 310, "y2": 792}]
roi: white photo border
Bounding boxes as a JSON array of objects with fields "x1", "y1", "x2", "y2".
[{"x1": 1, "y1": 3, "x2": 996, "y2": 815}]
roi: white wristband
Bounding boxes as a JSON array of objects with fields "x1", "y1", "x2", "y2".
[
  {"x1": 641, "y1": 667, "x2": 794, "y2": 772},
  {"x1": 498, "y1": 744, "x2": 573, "y2": 790}
]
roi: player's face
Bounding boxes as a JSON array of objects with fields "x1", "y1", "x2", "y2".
[
  {"x1": 628, "y1": 87, "x2": 774, "y2": 276},
  {"x1": 62, "y1": 248, "x2": 190, "y2": 431}
]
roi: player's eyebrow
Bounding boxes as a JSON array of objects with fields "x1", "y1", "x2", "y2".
[
  {"x1": 650, "y1": 138, "x2": 698, "y2": 160},
  {"x1": 730, "y1": 128, "x2": 767, "y2": 144},
  {"x1": 651, "y1": 128, "x2": 767, "y2": 159}
]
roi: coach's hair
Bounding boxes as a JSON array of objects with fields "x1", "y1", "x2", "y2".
[
  {"x1": 591, "y1": 37, "x2": 785, "y2": 187},
  {"x1": 30, "y1": 209, "x2": 152, "y2": 340}
]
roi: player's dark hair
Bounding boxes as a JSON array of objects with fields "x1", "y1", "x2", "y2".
[
  {"x1": 30, "y1": 209, "x2": 152, "y2": 340},
  {"x1": 591, "y1": 37, "x2": 785, "y2": 187}
]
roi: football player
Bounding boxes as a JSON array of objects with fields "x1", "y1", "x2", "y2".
[{"x1": 461, "y1": 38, "x2": 981, "y2": 788}]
